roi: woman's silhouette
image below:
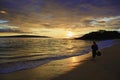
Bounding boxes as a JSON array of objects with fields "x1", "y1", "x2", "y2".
[{"x1": 91, "y1": 41, "x2": 98, "y2": 60}]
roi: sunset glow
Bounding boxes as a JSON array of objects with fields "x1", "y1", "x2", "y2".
[
  {"x1": 66, "y1": 31, "x2": 75, "y2": 38},
  {"x1": 0, "y1": 0, "x2": 120, "y2": 38}
]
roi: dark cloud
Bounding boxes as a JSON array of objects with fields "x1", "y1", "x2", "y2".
[
  {"x1": 83, "y1": 20, "x2": 95, "y2": 24},
  {"x1": 0, "y1": 28, "x2": 21, "y2": 33},
  {"x1": 0, "y1": 0, "x2": 120, "y2": 17},
  {"x1": 50, "y1": 0, "x2": 120, "y2": 17},
  {"x1": 98, "y1": 21, "x2": 106, "y2": 23}
]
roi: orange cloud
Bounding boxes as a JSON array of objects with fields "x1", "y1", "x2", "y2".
[{"x1": 0, "y1": 10, "x2": 7, "y2": 14}]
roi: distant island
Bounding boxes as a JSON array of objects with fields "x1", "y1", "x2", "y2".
[
  {"x1": 75, "y1": 30, "x2": 120, "y2": 40},
  {"x1": 0, "y1": 35, "x2": 51, "y2": 38}
]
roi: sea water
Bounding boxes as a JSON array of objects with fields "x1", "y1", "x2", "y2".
[{"x1": 0, "y1": 38, "x2": 118, "y2": 73}]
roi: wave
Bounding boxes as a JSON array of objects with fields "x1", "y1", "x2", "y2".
[
  {"x1": 0, "y1": 52, "x2": 87, "y2": 74},
  {"x1": 0, "y1": 40, "x2": 118, "y2": 74}
]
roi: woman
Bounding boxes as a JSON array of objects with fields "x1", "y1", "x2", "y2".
[{"x1": 91, "y1": 41, "x2": 98, "y2": 60}]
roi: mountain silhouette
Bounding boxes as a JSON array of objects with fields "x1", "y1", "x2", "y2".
[
  {"x1": 75, "y1": 30, "x2": 120, "y2": 40},
  {"x1": 0, "y1": 35, "x2": 51, "y2": 38}
]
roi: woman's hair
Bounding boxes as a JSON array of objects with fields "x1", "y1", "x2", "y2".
[{"x1": 93, "y1": 41, "x2": 96, "y2": 44}]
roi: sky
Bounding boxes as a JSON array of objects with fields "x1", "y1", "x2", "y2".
[{"x1": 0, "y1": 0, "x2": 120, "y2": 38}]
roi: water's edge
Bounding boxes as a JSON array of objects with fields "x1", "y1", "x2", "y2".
[{"x1": 0, "y1": 40, "x2": 118, "y2": 74}]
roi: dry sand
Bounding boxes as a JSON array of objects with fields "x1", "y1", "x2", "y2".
[{"x1": 51, "y1": 43, "x2": 120, "y2": 80}]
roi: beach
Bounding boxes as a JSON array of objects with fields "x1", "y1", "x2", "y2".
[
  {"x1": 1, "y1": 0, "x2": 120, "y2": 80},
  {"x1": 51, "y1": 43, "x2": 120, "y2": 80},
  {"x1": 0, "y1": 40, "x2": 120, "y2": 80}
]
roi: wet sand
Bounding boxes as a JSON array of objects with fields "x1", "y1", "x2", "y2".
[
  {"x1": 51, "y1": 43, "x2": 120, "y2": 80},
  {"x1": 0, "y1": 51, "x2": 91, "y2": 80}
]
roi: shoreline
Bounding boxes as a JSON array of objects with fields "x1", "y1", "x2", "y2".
[
  {"x1": 51, "y1": 43, "x2": 120, "y2": 80},
  {"x1": 0, "y1": 41, "x2": 120, "y2": 80}
]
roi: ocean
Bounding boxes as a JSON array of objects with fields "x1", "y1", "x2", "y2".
[{"x1": 0, "y1": 38, "x2": 118, "y2": 74}]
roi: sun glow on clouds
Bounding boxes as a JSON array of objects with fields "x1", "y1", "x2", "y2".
[
  {"x1": 66, "y1": 31, "x2": 75, "y2": 38},
  {"x1": 29, "y1": 28, "x2": 77, "y2": 38}
]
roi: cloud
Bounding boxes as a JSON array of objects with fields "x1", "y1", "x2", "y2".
[
  {"x1": 0, "y1": 28, "x2": 21, "y2": 33},
  {"x1": 0, "y1": 10, "x2": 7, "y2": 14},
  {"x1": 97, "y1": 21, "x2": 106, "y2": 23},
  {"x1": 84, "y1": 16, "x2": 120, "y2": 31},
  {"x1": 0, "y1": 20, "x2": 8, "y2": 24},
  {"x1": 0, "y1": 25, "x2": 23, "y2": 33},
  {"x1": 108, "y1": 18, "x2": 120, "y2": 29},
  {"x1": 0, "y1": 0, "x2": 120, "y2": 35}
]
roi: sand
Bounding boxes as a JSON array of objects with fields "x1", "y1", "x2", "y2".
[{"x1": 51, "y1": 43, "x2": 120, "y2": 80}]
